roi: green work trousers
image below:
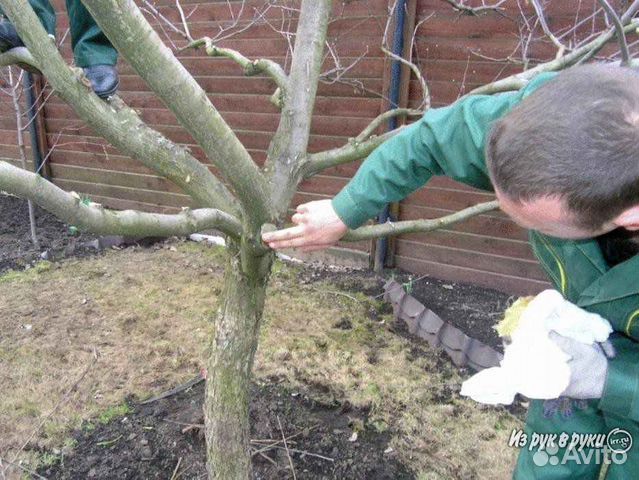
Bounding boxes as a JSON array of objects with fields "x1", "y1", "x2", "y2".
[{"x1": 2, "y1": 0, "x2": 117, "y2": 67}]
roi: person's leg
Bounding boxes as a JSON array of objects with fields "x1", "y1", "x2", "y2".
[
  {"x1": 513, "y1": 398, "x2": 606, "y2": 479},
  {"x1": 0, "y1": 0, "x2": 56, "y2": 48},
  {"x1": 66, "y1": 0, "x2": 118, "y2": 97},
  {"x1": 66, "y1": 0, "x2": 116, "y2": 67}
]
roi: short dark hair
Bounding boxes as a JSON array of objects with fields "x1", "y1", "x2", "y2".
[{"x1": 486, "y1": 63, "x2": 639, "y2": 230}]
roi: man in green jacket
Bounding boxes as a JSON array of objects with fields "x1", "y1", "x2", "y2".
[
  {"x1": 0, "y1": 0, "x2": 118, "y2": 98},
  {"x1": 262, "y1": 63, "x2": 639, "y2": 479}
]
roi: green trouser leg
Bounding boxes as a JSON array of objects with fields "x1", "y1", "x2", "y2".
[
  {"x1": 1, "y1": 0, "x2": 116, "y2": 67},
  {"x1": 0, "y1": 0, "x2": 56, "y2": 36},
  {"x1": 513, "y1": 399, "x2": 606, "y2": 479},
  {"x1": 65, "y1": 0, "x2": 117, "y2": 67}
]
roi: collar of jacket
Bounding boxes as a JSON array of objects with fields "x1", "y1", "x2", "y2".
[{"x1": 529, "y1": 231, "x2": 639, "y2": 340}]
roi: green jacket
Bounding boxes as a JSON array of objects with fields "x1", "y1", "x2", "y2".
[{"x1": 332, "y1": 72, "x2": 639, "y2": 423}]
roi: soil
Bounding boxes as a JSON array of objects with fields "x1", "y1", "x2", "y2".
[
  {"x1": 39, "y1": 381, "x2": 413, "y2": 480},
  {"x1": 0, "y1": 193, "x2": 98, "y2": 272},
  {"x1": 296, "y1": 262, "x2": 513, "y2": 352},
  {"x1": 2, "y1": 192, "x2": 521, "y2": 478}
]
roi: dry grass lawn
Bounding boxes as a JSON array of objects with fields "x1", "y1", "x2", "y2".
[{"x1": 0, "y1": 240, "x2": 521, "y2": 479}]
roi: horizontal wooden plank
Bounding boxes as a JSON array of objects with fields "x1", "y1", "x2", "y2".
[
  {"x1": 396, "y1": 238, "x2": 545, "y2": 280},
  {"x1": 396, "y1": 228, "x2": 533, "y2": 260},
  {"x1": 43, "y1": 104, "x2": 376, "y2": 138},
  {"x1": 45, "y1": 92, "x2": 383, "y2": 118},
  {"x1": 49, "y1": 164, "x2": 185, "y2": 195},
  {"x1": 395, "y1": 254, "x2": 548, "y2": 296},
  {"x1": 52, "y1": 178, "x2": 194, "y2": 208},
  {"x1": 419, "y1": 0, "x2": 609, "y2": 18},
  {"x1": 399, "y1": 203, "x2": 529, "y2": 241},
  {"x1": 118, "y1": 55, "x2": 386, "y2": 80},
  {"x1": 45, "y1": 123, "x2": 350, "y2": 153}
]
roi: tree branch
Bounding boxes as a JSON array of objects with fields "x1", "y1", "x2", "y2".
[
  {"x1": 442, "y1": 0, "x2": 506, "y2": 15},
  {"x1": 0, "y1": 161, "x2": 243, "y2": 238},
  {"x1": 301, "y1": 127, "x2": 406, "y2": 179},
  {"x1": 530, "y1": 0, "x2": 567, "y2": 56},
  {"x1": 0, "y1": 46, "x2": 39, "y2": 71},
  {"x1": 264, "y1": 0, "x2": 333, "y2": 214},
  {"x1": 0, "y1": 0, "x2": 240, "y2": 218},
  {"x1": 354, "y1": 108, "x2": 422, "y2": 143},
  {"x1": 186, "y1": 38, "x2": 288, "y2": 93},
  {"x1": 598, "y1": 0, "x2": 631, "y2": 66},
  {"x1": 80, "y1": 0, "x2": 272, "y2": 226},
  {"x1": 341, "y1": 200, "x2": 499, "y2": 242},
  {"x1": 468, "y1": 17, "x2": 639, "y2": 95}
]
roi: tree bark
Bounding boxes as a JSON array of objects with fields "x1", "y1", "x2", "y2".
[{"x1": 205, "y1": 239, "x2": 274, "y2": 480}]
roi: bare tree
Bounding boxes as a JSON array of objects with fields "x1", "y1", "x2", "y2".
[{"x1": 0, "y1": 0, "x2": 638, "y2": 478}]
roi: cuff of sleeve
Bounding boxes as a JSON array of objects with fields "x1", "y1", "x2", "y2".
[
  {"x1": 598, "y1": 340, "x2": 639, "y2": 421},
  {"x1": 331, "y1": 187, "x2": 374, "y2": 231}
]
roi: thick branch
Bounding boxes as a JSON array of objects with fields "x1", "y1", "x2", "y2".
[
  {"x1": 0, "y1": 46, "x2": 39, "y2": 70},
  {"x1": 301, "y1": 127, "x2": 406, "y2": 179},
  {"x1": 81, "y1": 0, "x2": 272, "y2": 225},
  {"x1": 0, "y1": 0, "x2": 240, "y2": 217},
  {"x1": 0, "y1": 161, "x2": 243, "y2": 238},
  {"x1": 469, "y1": 18, "x2": 639, "y2": 95},
  {"x1": 264, "y1": 0, "x2": 333, "y2": 214},
  {"x1": 342, "y1": 200, "x2": 499, "y2": 242},
  {"x1": 187, "y1": 38, "x2": 288, "y2": 93}
]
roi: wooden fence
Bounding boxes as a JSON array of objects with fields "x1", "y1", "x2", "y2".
[{"x1": 1, "y1": 0, "x2": 621, "y2": 294}]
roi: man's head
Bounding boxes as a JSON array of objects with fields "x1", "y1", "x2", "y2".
[{"x1": 486, "y1": 63, "x2": 639, "y2": 239}]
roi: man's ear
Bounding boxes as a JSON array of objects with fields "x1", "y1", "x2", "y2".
[{"x1": 614, "y1": 204, "x2": 639, "y2": 231}]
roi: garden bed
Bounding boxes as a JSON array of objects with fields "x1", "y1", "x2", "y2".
[{"x1": 1, "y1": 193, "x2": 523, "y2": 479}]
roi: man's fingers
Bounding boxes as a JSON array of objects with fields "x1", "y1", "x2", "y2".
[
  {"x1": 291, "y1": 212, "x2": 307, "y2": 224},
  {"x1": 261, "y1": 224, "x2": 305, "y2": 242},
  {"x1": 267, "y1": 235, "x2": 318, "y2": 249},
  {"x1": 296, "y1": 203, "x2": 310, "y2": 213}
]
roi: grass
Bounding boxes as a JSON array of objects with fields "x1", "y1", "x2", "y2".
[{"x1": 0, "y1": 240, "x2": 521, "y2": 479}]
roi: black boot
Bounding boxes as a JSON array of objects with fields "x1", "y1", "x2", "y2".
[
  {"x1": 0, "y1": 19, "x2": 43, "y2": 74},
  {"x1": 83, "y1": 64, "x2": 119, "y2": 99},
  {"x1": 0, "y1": 19, "x2": 24, "y2": 52}
]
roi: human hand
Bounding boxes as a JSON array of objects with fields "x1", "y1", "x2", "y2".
[{"x1": 261, "y1": 199, "x2": 348, "y2": 252}]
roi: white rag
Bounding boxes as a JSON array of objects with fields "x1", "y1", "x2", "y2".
[{"x1": 460, "y1": 290, "x2": 613, "y2": 405}]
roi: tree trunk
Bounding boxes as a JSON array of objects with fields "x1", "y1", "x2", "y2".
[{"x1": 204, "y1": 238, "x2": 274, "y2": 479}]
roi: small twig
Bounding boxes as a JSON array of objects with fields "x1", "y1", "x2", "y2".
[
  {"x1": 175, "y1": 0, "x2": 192, "y2": 41},
  {"x1": 255, "y1": 450, "x2": 278, "y2": 466},
  {"x1": 277, "y1": 416, "x2": 296, "y2": 480},
  {"x1": 598, "y1": 0, "x2": 631, "y2": 65},
  {"x1": 442, "y1": 0, "x2": 506, "y2": 15},
  {"x1": 170, "y1": 456, "x2": 183, "y2": 480},
  {"x1": 355, "y1": 108, "x2": 423, "y2": 143},
  {"x1": 530, "y1": 0, "x2": 566, "y2": 57},
  {"x1": 263, "y1": 445, "x2": 335, "y2": 463},
  {"x1": 250, "y1": 424, "x2": 319, "y2": 456},
  {"x1": 140, "y1": 373, "x2": 204, "y2": 405},
  {"x1": 96, "y1": 434, "x2": 123, "y2": 447}
]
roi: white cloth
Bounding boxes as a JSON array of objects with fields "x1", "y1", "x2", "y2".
[{"x1": 460, "y1": 290, "x2": 613, "y2": 405}]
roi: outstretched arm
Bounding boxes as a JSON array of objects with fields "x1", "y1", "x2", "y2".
[{"x1": 263, "y1": 72, "x2": 559, "y2": 251}]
